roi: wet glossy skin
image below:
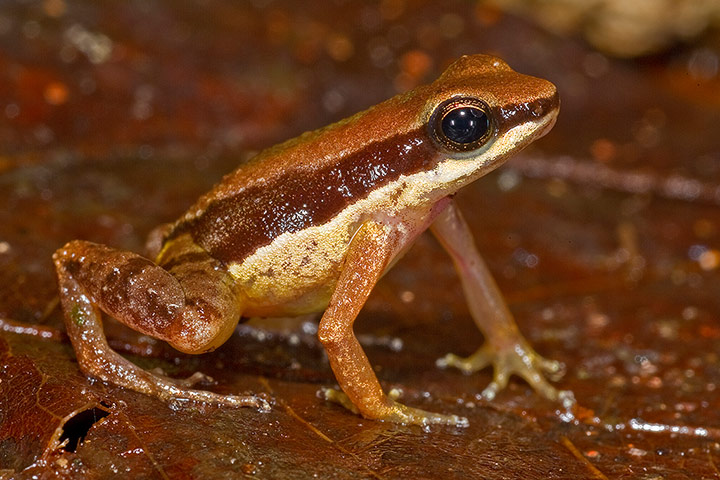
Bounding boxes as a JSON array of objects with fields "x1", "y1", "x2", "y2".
[{"x1": 54, "y1": 55, "x2": 569, "y2": 426}]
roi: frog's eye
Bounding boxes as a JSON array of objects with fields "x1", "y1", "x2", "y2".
[{"x1": 430, "y1": 98, "x2": 493, "y2": 152}]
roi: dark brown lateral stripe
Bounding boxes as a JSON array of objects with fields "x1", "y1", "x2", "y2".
[
  {"x1": 157, "y1": 251, "x2": 214, "y2": 271},
  {"x1": 497, "y1": 92, "x2": 559, "y2": 124},
  {"x1": 170, "y1": 128, "x2": 438, "y2": 264}
]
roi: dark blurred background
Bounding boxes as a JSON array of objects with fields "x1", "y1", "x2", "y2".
[{"x1": 1, "y1": 1, "x2": 720, "y2": 478}]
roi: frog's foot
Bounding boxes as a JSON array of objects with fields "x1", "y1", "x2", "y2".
[
  {"x1": 131, "y1": 369, "x2": 273, "y2": 411},
  {"x1": 437, "y1": 341, "x2": 573, "y2": 404},
  {"x1": 178, "y1": 371, "x2": 216, "y2": 388},
  {"x1": 85, "y1": 353, "x2": 272, "y2": 411},
  {"x1": 321, "y1": 387, "x2": 469, "y2": 427}
]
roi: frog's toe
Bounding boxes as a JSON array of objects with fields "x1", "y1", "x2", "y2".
[
  {"x1": 163, "y1": 387, "x2": 274, "y2": 411},
  {"x1": 247, "y1": 393, "x2": 274, "y2": 412},
  {"x1": 509, "y1": 348, "x2": 569, "y2": 400},
  {"x1": 178, "y1": 371, "x2": 217, "y2": 388},
  {"x1": 435, "y1": 344, "x2": 494, "y2": 374},
  {"x1": 382, "y1": 400, "x2": 469, "y2": 428},
  {"x1": 211, "y1": 392, "x2": 274, "y2": 411},
  {"x1": 481, "y1": 355, "x2": 554, "y2": 401},
  {"x1": 538, "y1": 356, "x2": 565, "y2": 379},
  {"x1": 321, "y1": 387, "x2": 468, "y2": 427},
  {"x1": 148, "y1": 367, "x2": 216, "y2": 388},
  {"x1": 145, "y1": 368, "x2": 272, "y2": 410},
  {"x1": 320, "y1": 387, "x2": 360, "y2": 414}
]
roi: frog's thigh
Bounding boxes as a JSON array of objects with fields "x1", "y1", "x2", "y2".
[
  {"x1": 54, "y1": 240, "x2": 240, "y2": 355},
  {"x1": 53, "y1": 240, "x2": 268, "y2": 408}
]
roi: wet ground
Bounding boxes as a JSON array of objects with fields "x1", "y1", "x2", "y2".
[{"x1": 1, "y1": 1, "x2": 720, "y2": 478}]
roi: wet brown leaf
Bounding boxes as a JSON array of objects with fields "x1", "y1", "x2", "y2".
[{"x1": 2, "y1": 1, "x2": 720, "y2": 478}]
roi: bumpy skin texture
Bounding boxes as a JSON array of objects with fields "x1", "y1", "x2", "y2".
[{"x1": 54, "y1": 55, "x2": 565, "y2": 426}]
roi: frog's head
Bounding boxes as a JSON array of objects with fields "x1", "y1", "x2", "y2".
[{"x1": 422, "y1": 54, "x2": 559, "y2": 186}]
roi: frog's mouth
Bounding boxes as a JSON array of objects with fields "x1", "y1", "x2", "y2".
[
  {"x1": 531, "y1": 108, "x2": 558, "y2": 143},
  {"x1": 496, "y1": 102, "x2": 559, "y2": 158}
]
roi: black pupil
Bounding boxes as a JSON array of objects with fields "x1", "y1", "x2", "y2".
[{"x1": 441, "y1": 106, "x2": 489, "y2": 145}]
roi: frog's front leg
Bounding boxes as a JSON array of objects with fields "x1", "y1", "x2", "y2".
[
  {"x1": 53, "y1": 239, "x2": 270, "y2": 410},
  {"x1": 319, "y1": 221, "x2": 468, "y2": 427},
  {"x1": 431, "y1": 201, "x2": 573, "y2": 404}
]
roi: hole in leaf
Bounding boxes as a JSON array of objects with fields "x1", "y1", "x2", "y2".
[{"x1": 59, "y1": 403, "x2": 111, "y2": 452}]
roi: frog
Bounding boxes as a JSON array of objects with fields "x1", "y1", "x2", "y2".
[{"x1": 53, "y1": 54, "x2": 567, "y2": 427}]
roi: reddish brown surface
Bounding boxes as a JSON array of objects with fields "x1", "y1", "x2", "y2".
[{"x1": 2, "y1": 1, "x2": 720, "y2": 479}]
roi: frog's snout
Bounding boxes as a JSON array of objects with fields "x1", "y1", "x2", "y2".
[{"x1": 531, "y1": 88, "x2": 559, "y2": 119}]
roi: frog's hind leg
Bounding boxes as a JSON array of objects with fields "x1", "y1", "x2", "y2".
[{"x1": 53, "y1": 239, "x2": 270, "y2": 410}]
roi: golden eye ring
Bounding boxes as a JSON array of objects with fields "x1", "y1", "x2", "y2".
[{"x1": 430, "y1": 98, "x2": 494, "y2": 152}]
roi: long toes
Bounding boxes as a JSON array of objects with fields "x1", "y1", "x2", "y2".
[
  {"x1": 518, "y1": 370, "x2": 559, "y2": 400},
  {"x1": 422, "y1": 413, "x2": 469, "y2": 428},
  {"x1": 435, "y1": 353, "x2": 458, "y2": 369},
  {"x1": 480, "y1": 381, "x2": 500, "y2": 401},
  {"x1": 436, "y1": 352, "x2": 490, "y2": 374},
  {"x1": 558, "y1": 390, "x2": 577, "y2": 409},
  {"x1": 437, "y1": 344, "x2": 569, "y2": 402},
  {"x1": 179, "y1": 371, "x2": 216, "y2": 388},
  {"x1": 321, "y1": 387, "x2": 360, "y2": 414},
  {"x1": 213, "y1": 392, "x2": 273, "y2": 410},
  {"x1": 252, "y1": 394, "x2": 274, "y2": 412},
  {"x1": 386, "y1": 401, "x2": 469, "y2": 427},
  {"x1": 481, "y1": 368, "x2": 510, "y2": 401},
  {"x1": 539, "y1": 357, "x2": 565, "y2": 376}
]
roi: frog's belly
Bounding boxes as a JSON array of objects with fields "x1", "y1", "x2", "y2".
[
  {"x1": 228, "y1": 218, "x2": 354, "y2": 317},
  {"x1": 225, "y1": 166, "x2": 444, "y2": 317}
]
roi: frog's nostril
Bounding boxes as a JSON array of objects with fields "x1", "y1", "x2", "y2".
[
  {"x1": 531, "y1": 90, "x2": 559, "y2": 118},
  {"x1": 531, "y1": 102, "x2": 546, "y2": 117}
]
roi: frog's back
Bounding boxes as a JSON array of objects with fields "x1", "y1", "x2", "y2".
[{"x1": 164, "y1": 87, "x2": 437, "y2": 266}]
